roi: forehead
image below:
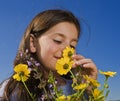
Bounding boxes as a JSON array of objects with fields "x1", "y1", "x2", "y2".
[{"x1": 43, "y1": 22, "x2": 78, "y2": 39}]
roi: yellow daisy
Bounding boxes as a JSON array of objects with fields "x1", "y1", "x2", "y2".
[
  {"x1": 99, "y1": 70, "x2": 116, "y2": 77},
  {"x1": 92, "y1": 88, "x2": 101, "y2": 98},
  {"x1": 56, "y1": 95, "x2": 71, "y2": 101},
  {"x1": 83, "y1": 75, "x2": 100, "y2": 87},
  {"x1": 92, "y1": 88, "x2": 105, "y2": 101},
  {"x1": 73, "y1": 83, "x2": 88, "y2": 90},
  {"x1": 63, "y1": 47, "x2": 74, "y2": 58},
  {"x1": 13, "y1": 64, "x2": 31, "y2": 81},
  {"x1": 56, "y1": 57, "x2": 73, "y2": 75}
]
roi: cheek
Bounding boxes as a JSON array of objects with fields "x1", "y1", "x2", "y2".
[
  {"x1": 40, "y1": 45, "x2": 50, "y2": 57},
  {"x1": 37, "y1": 39, "x2": 60, "y2": 69},
  {"x1": 40, "y1": 44, "x2": 56, "y2": 61},
  {"x1": 39, "y1": 45, "x2": 58, "y2": 70}
]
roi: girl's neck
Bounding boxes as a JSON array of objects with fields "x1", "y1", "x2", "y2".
[{"x1": 53, "y1": 71, "x2": 66, "y2": 86}]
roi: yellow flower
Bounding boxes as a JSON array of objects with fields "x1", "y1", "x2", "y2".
[
  {"x1": 92, "y1": 88, "x2": 105, "y2": 101},
  {"x1": 56, "y1": 57, "x2": 74, "y2": 75},
  {"x1": 56, "y1": 95, "x2": 71, "y2": 101},
  {"x1": 92, "y1": 88, "x2": 101, "y2": 98},
  {"x1": 73, "y1": 83, "x2": 88, "y2": 90},
  {"x1": 83, "y1": 75, "x2": 100, "y2": 87},
  {"x1": 13, "y1": 64, "x2": 30, "y2": 81},
  {"x1": 63, "y1": 47, "x2": 74, "y2": 58},
  {"x1": 99, "y1": 70, "x2": 116, "y2": 77}
]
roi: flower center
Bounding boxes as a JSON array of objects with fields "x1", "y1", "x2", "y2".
[
  {"x1": 68, "y1": 51, "x2": 73, "y2": 57},
  {"x1": 19, "y1": 71, "x2": 24, "y2": 77},
  {"x1": 63, "y1": 63, "x2": 69, "y2": 69}
]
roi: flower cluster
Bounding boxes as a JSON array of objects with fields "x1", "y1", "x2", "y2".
[
  {"x1": 13, "y1": 47, "x2": 117, "y2": 101},
  {"x1": 55, "y1": 47, "x2": 117, "y2": 101},
  {"x1": 13, "y1": 50, "x2": 41, "y2": 101}
]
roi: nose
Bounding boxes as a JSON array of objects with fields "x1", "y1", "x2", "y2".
[
  {"x1": 56, "y1": 45, "x2": 69, "y2": 58},
  {"x1": 61, "y1": 44, "x2": 70, "y2": 52},
  {"x1": 62, "y1": 42, "x2": 71, "y2": 50}
]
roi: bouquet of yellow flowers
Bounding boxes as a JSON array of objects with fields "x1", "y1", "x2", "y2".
[{"x1": 13, "y1": 47, "x2": 116, "y2": 101}]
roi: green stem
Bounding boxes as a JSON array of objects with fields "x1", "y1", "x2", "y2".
[
  {"x1": 103, "y1": 77, "x2": 109, "y2": 100},
  {"x1": 103, "y1": 77, "x2": 108, "y2": 91},
  {"x1": 70, "y1": 70, "x2": 75, "y2": 79},
  {"x1": 21, "y1": 77, "x2": 35, "y2": 101},
  {"x1": 69, "y1": 70, "x2": 79, "y2": 86},
  {"x1": 43, "y1": 87, "x2": 51, "y2": 101}
]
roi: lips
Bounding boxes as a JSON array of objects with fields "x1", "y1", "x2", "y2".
[{"x1": 54, "y1": 56, "x2": 61, "y2": 60}]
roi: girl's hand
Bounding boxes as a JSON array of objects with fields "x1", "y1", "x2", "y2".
[{"x1": 72, "y1": 54, "x2": 98, "y2": 80}]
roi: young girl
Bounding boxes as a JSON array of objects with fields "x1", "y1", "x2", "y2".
[{"x1": 0, "y1": 9, "x2": 98, "y2": 101}]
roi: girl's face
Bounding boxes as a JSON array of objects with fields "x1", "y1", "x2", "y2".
[{"x1": 36, "y1": 22, "x2": 78, "y2": 71}]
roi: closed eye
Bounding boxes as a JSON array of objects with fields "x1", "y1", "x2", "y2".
[{"x1": 53, "y1": 39, "x2": 62, "y2": 44}]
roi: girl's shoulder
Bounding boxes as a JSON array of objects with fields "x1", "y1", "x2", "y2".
[{"x1": 0, "y1": 79, "x2": 9, "y2": 97}]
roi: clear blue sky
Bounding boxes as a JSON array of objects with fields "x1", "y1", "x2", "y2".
[{"x1": 0, "y1": 0, "x2": 120, "y2": 100}]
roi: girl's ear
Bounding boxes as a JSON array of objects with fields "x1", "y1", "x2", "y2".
[{"x1": 30, "y1": 34, "x2": 37, "y2": 53}]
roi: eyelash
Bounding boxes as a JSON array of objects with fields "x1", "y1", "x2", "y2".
[
  {"x1": 53, "y1": 39, "x2": 62, "y2": 44},
  {"x1": 53, "y1": 39, "x2": 76, "y2": 49}
]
